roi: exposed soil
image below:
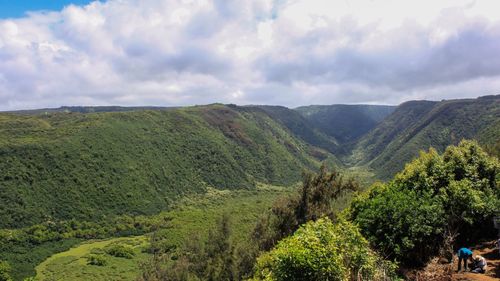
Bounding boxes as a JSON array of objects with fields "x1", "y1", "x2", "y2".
[
  {"x1": 452, "y1": 241, "x2": 500, "y2": 281},
  {"x1": 407, "y1": 240, "x2": 500, "y2": 281}
]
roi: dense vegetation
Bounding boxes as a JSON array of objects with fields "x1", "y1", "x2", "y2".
[
  {"x1": 348, "y1": 140, "x2": 500, "y2": 266},
  {"x1": 1, "y1": 95, "x2": 499, "y2": 280},
  {"x1": 0, "y1": 104, "x2": 324, "y2": 229},
  {"x1": 352, "y1": 95, "x2": 500, "y2": 178},
  {"x1": 256, "y1": 106, "x2": 341, "y2": 157},
  {"x1": 252, "y1": 218, "x2": 397, "y2": 281},
  {"x1": 33, "y1": 187, "x2": 291, "y2": 281},
  {"x1": 296, "y1": 104, "x2": 395, "y2": 144},
  {"x1": 138, "y1": 166, "x2": 360, "y2": 281}
]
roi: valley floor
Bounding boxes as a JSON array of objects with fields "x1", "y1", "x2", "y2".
[
  {"x1": 35, "y1": 236, "x2": 148, "y2": 281},
  {"x1": 31, "y1": 185, "x2": 294, "y2": 281}
]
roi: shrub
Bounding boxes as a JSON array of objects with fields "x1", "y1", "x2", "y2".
[
  {"x1": 252, "y1": 218, "x2": 397, "y2": 281},
  {"x1": 0, "y1": 260, "x2": 12, "y2": 281},
  {"x1": 104, "y1": 244, "x2": 135, "y2": 259},
  {"x1": 349, "y1": 140, "x2": 500, "y2": 266},
  {"x1": 86, "y1": 254, "x2": 108, "y2": 266}
]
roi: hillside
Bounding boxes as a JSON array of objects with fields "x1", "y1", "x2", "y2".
[
  {"x1": 254, "y1": 105, "x2": 342, "y2": 157},
  {"x1": 352, "y1": 95, "x2": 500, "y2": 179},
  {"x1": 0, "y1": 104, "x2": 327, "y2": 229},
  {"x1": 295, "y1": 104, "x2": 396, "y2": 144}
]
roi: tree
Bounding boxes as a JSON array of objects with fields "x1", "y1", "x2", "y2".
[
  {"x1": 253, "y1": 165, "x2": 358, "y2": 252},
  {"x1": 349, "y1": 140, "x2": 500, "y2": 266}
]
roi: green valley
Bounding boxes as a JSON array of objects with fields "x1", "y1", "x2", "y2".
[{"x1": 0, "y1": 95, "x2": 498, "y2": 281}]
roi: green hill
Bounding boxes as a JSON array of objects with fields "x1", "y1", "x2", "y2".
[
  {"x1": 254, "y1": 105, "x2": 341, "y2": 157},
  {"x1": 0, "y1": 104, "x2": 326, "y2": 229},
  {"x1": 295, "y1": 104, "x2": 395, "y2": 144},
  {"x1": 352, "y1": 95, "x2": 500, "y2": 179}
]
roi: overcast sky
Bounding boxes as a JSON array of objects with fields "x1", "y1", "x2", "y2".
[{"x1": 1, "y1": 0, "x2": 500, "y2": 110}]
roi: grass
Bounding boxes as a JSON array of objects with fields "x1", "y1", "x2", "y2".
[
  {"x1": 33, "y1": 185, "x2": 294, "y2": 281},
  {"x1": 35, "y1": 236, "x2": 149, "y2": 281}
]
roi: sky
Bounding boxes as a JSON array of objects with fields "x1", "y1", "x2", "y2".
[
  {"x1": 0, "y1": 0, "x2": 500, "y2": 110},
  {"x1": 0, "y1": 0, "x2": 94, "y2": 18}
]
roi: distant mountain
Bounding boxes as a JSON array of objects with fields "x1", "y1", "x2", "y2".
[
  {"x1": 352, "y1": 95, "x2": 500, "y2": 179},
  {"x1": 0, "y1": 105, "x2": 331, "y2": 228},
  {"x1": 295, "y1": 104, "x2": 395, "y2": 144},
  {"x1": 4, "y1": 105, "x2": 177, "y2": 115}
]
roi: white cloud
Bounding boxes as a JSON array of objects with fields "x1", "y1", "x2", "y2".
[{"x1": 1, "y1": 0, "x2": 500, "y2": 110}]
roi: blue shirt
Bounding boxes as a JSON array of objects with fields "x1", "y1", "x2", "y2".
[{"x1": 458, "y1": 248, "x2": 472, "y2": 257}]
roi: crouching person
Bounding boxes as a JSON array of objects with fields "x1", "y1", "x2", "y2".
[
  {"x1": 457, "y1": 248, "x2": 473, "y2": 272},
  {"x1": 471, "y1": 255, "x2": 487, "y2": 273}
]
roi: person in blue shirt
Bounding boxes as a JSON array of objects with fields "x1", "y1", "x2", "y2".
[{"x1": 457, "y1": 247, "x2": 473, "y2": 271}]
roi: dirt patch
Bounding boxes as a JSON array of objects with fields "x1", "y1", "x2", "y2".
[
  {"x1": 407, "y1": 240, "x2": 500, "y2": 281},
  {"x1": 452, "y1": 241, "x2": 500, "y2": 281}
]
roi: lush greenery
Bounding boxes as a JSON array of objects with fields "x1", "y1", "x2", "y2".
[
  {"x1": 86, "y1": 254, "x2": 108, "y2": 266},
  {"x1": 256, "y1": 106, "x2": 342, "y2": 157},
  {"x1": 0, "y1": 260, "x2": 12, "y2": 281},
  {"x1": 33, "y1": 187, "x2": 291, "y2": 281},
  {"x1": 1, "y1": 96, "x2": 498, "y2": 280},
  {"x1": 348, "y1": 140, "x2": 500, "y2": 266},
  {"x1": 0, "y1": 104, "x2": 323, "y2": 229},
  {"x1": 252, "y1": 218, "x2": 397, "y2": 281},
  {"x1": 138, "y1": 166, "x2": 360, "y2": 281},
  {"x1": 296, "y1": 104, "x2": 395, "y2": 144},
  {"x1": 352, "y1": 96, "x2": 500, "y2": 178},
  {"x1": 36, "y1": 236, "x2": 149, "y2": 281},
  {"x1": 104, "y1": 244, "x2": 136, "y2": 259},
  {"x1": 252, "y1": 166, "x2": 358, "y2": 252}
]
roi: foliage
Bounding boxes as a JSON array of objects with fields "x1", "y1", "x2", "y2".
[
  {"x1": 253, "y1": 165, "x2": 358, "y2": 252},
  {"x1": 86, "y1": 254, "x2": 108, "y2": 266},
  {"x1": 1, "y1": 188, "x2": 287, "y2": 281},
  {"x1": 256, "y1": 105, "x2": 342, "y2": 157},
  {"x1": 0, "y1": 261, "x2": 12, "y2": 281},
  {"x1": 252, "y1": 218, "x2": 398, "y2": 281},
  {"x1": 140, "y1": 214, "x2": 237, "y2": 281},
  {"x1": 36, "y1": 236, "x2": 149, "y2": 281},
  {"x1": 349, "y1": 140, "x2": 500, "y2": 266},
  {"x1": 352, "y1": 96, "x2": 500, "y2": 179},
  {"x1": 296, "y1": 104, "x2": 395, "y2": 144},
  {"x1": 104, "y1": 244, "x2": 135, "y2": 259},
  {"x1": 0, "y1": 104, "x2": 322, "y2": 229},
  {"x1": 139, "y1": 166, "x2": 359, "y2": 280}
]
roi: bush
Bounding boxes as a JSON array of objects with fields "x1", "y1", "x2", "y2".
[
  {"x1": 253, "y1": 165, "x2": 358, "y2": 252},
  {"x1": 0, "y1": 260, "x2": 12, "y2": 281},
  {"x1": 252, "y1": 218, "x2": 397, "y2": 281},
  {"x1": 349, "y1": 140, "x2": 500, "y2": 266},
  {"x1": 104, "y1": 244, "x2": 135, "y2": 259},
  {"x1": 86, "y1": 254, "x2": 108, "y2": 266}
]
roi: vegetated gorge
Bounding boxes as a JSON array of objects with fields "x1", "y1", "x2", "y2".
[{"x1": 0, "y1": 95, "x2": 498, "y2": 281}]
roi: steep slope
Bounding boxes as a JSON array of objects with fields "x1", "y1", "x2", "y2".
[
  {"x1": 352, "y1": 95, "x2": 500, "y2": 179},
  {"x1": 295, "y1": 104, "x2": 396, "y2": 144},
  {"x1": 0, "y1": 104, "x2": 324, "y2": 228},
  {"x1": 253, "y1": 105, "x2": 342, "y2": 157}
]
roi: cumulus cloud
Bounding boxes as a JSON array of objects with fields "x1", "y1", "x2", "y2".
[{"x1": 1, "y1": 0, "x2": 500, "y2": 110}]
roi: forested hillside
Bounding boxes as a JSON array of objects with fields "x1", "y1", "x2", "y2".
[
  {"x1": 351, "y1": 95, "x2": 500, "y2": 178},
  {"x1": 255, "y1": 106, "x2": 341, "y2": 156},
  {"x1": 0, "y1": 104, "x2": 329, "y2": 229},
  {"x1": 295, "y1": 104, "x2": 396, "y2": 144}
]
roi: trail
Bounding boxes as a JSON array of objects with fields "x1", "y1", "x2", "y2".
[{"x1": 452, "y1": 241, "x2": 500, "y2": 281}]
